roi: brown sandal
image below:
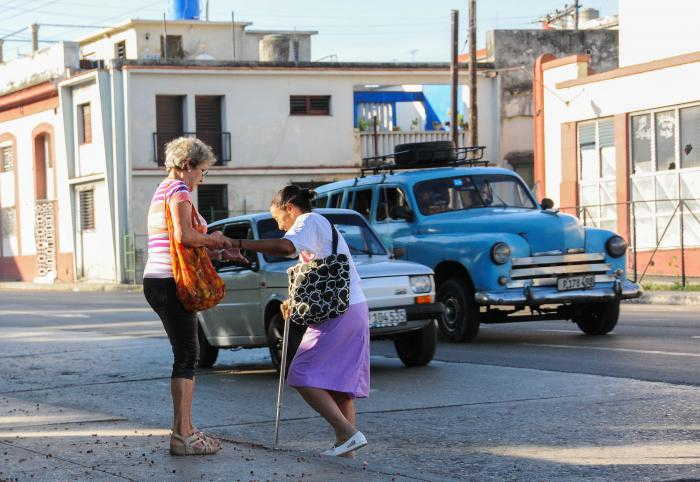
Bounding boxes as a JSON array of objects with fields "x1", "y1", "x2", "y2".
[{"x1": 170, "y1": 431, "x2": 221, "y2": 456}]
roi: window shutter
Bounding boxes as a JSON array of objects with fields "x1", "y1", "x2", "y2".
[
  {"x1": 290, "y1": 96, "x2": 308, "y2": 115},
  {"x1": 195, "y1": 96, "x2": 223, "y2": 162},
  {"x1": 309, "y1": 96, "x2": 330, "y2": 115},
  {"x1": 160, "y1": 35, "x2": 184, "y2": 59},
  {"x1": 155, "y1": 96, "x2": 184, "y2": 165},
  {"x1": 197, "y1": 184, "x2": 228, "y2": 223},
  {"x1": 1, "y1": 146, "x2": 14, "y2": 172},
  {"x1": 598, "y1": 119, "x2": 615, "y2": 147},
  {"x1": 578, "y1": 123, "x2": 596, "y2": 147},
  {"x1": 79, "y1": 104, "x2": 92, "y2": 144},
  {"x1": 115, "y1": 41, "x2": 126, "y2": 60},
  {"x1": 289, "y1": 96, "x2": 331, "y2": 115},
  {"x1": 79, "y1": 190, "x2": 95, "y2": 231}
]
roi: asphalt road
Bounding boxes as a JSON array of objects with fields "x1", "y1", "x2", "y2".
[
  {"x1": 3, "y1": 291, "x2": 697, "y2": 386},
  {"x1": 376, "y1": 303, "x2": 700, "y2": 387},
  {"x1": 0, "y1": 290, "x2": 698, "y2": 481}
]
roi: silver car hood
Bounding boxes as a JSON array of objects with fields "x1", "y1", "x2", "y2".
[
  {"x1": 354, "y1": 256, "x2": 433, "y2": 278},
  {"x1": 262, "y1": 255, "x2": 432, "y2": 280}
]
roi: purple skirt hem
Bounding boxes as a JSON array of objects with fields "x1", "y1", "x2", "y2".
[{"x1": 286, "y1": 302, "x2": 370, "y2": 399}]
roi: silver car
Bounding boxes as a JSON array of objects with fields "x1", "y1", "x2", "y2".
[{"x1": 197, "y1": 208, "x2": 444, "y2": 369}]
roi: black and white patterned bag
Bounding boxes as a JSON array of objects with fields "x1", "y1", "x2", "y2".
[{"x1": 286, "y1": 224, "x2": 351, "y2": 326}]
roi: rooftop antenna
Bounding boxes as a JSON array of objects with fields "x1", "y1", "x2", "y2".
[{"x1": 231, "y1": 11, "x2": 236, "y2": 61}]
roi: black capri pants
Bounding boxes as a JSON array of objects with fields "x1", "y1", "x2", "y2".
[{"x1": 144, "y1": 277, "x2": 198, "y2": 379}]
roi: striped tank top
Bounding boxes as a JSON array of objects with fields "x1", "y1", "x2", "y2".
[{"x1": 143, "y1": 179, "x2": 207, "y2": 279}]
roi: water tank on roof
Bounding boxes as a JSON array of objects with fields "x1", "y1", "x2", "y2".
[
  {"x1": 259, "y1": 35, "x2": 290, "y2": 62},
  {"x1": 172, "y1": 0, "x2": 200, "y2": 20}
]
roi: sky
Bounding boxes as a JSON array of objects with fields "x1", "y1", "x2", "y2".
[{"x1": 0, "y1": 0, "x2": 618, "y2": 62}]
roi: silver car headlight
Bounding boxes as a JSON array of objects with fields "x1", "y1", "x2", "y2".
[
  {"x1": 491, "y1": 242, "x2": 511, "y2": 264},
  {"x1": 606, "y1": 235, "x2": 628, "y2": 258},
  {"x1": 409, "y1": 275, "x2": 432, "y2": 294}
]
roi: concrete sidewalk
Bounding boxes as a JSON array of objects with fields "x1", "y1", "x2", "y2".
[
  {"x1": 0, "y1": 282, "x2": 142, "y2": 293},
  {"x1": 0, "y1": 397, "x2": 396, "y2": 481}
]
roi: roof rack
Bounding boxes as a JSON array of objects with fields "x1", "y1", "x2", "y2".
[{"x1": 360, "y1": 145, "x2": 488, "y2": 176}]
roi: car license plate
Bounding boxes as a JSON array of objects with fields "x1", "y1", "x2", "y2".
[
  {"x1": 369, "y1": 309, "x2": 407, "y2": 328},
  {"x1": 557, "y1": 275, "x2": 595, "y2": 291}
]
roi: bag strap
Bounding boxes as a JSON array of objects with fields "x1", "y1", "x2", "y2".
[{"x1": 331, "y1": 222, "x2": 339, "y2": 255}]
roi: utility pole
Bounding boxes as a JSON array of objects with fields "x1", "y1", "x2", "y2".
[
  {"x1": 31, "y1": 24, "x2": 39, "y2": 52},
  {"x1": 162, "y1": 13, "x2": 168, "y2": 60},
  {"x1": 450, "y1": 10, "x2": 459, "y2": 148},
  {"x1": 469, "y1": 0, "x2": 478, "y2": 147},
  {"x1": 574, "y1": 0, "x2": 580, "y2": 30},
  {"x1": 231, "y1": 11, "x2": 236, "y2": 61}
]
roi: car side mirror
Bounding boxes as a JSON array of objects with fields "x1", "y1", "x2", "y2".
[
  {"x1": 541, "y1": 198, "x2": 554, "y2": 210},
  {"x1": 389, "y1": 205, "x2": 415, "y2": 222}
]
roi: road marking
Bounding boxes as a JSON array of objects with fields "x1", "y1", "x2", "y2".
[
  {"x1": 538, "y1": 329, "x2": 581, "y2": 334},
  {"x1": 522, "y1": 343, "x2": 700, "y2": 358},
  {"x1": 55, "y1": 321, "x2": 160, "y2": 330},
  {"x1": 692, "y1": 336, "x2": 700, "y2": 339},
  {"x1": 0, "y1": 308, "x2": 150, "y2": 316}
]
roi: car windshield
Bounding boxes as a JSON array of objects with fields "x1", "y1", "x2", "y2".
[
  {"x1": 413, "y1": 174, "x2": 536, "y2": 215},
  {"x1": 257, "y1": 212, "x2": 387, "y2": 263}
]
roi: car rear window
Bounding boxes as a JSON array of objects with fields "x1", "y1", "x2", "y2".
[{"x1": 257, "y1": 212, "x2": 386, "y2": 263}]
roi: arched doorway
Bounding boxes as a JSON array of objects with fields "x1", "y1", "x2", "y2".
[{"x1": 32, "y1": 127, "x2": 57, "y2": 282}]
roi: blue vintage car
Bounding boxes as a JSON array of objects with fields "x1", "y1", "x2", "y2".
[{"x1": 313, "y1": 143, "x2": 642, "y2": 341}]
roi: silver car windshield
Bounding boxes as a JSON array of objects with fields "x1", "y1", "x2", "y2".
[
  {"x1": 257, "y1": 212, "x2": 387, "y2": 263},
  {"x1": 413, "y1": 174, "x2": 537, "y2": 215}
]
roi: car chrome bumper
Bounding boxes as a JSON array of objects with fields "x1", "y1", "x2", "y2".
[{"x1": 474, "y1": 279, "x2": 642, "y2": 306}]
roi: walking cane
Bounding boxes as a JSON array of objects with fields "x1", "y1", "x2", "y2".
[{"x1": 273, "y1": 312, "x2": 291, "y2": 450}]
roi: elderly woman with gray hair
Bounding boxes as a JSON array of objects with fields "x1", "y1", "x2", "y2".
[{"x1": 142, "y1": 137, "x2": 243, "y2": 455}]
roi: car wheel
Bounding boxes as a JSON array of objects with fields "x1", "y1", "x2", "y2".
[
  {"x1": 394, "y1": 320, "x2": 437, "y2": 367},
  {"x1": 266, "y1": 312, "x2": 284, "y2": 370},
  {"x1": 266, "y1": 312, "x2": 307, "y2": 374},
  {"x1": 197, "y1": 324, "x2": 219, "y2": 368},
  {"x1": 575, "y1": 300, "x2": 620, "y2": 335},
  {"x1": 437, "y1": 278, "x2": 480, "y2": 342}
]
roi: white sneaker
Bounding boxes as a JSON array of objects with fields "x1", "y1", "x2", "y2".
[{"x1": 321, "y1": 431, "x2": 367, "y2": 457}]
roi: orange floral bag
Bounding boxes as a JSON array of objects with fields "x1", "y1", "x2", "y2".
[{"x1": 164, "y1": 200, "x2": 225, "y2": 312}]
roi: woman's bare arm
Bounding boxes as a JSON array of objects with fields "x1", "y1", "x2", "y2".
[
  {"x1": 232, "y1": 238, "x2": 296, "y2": 257},
  {"x1": 172, "y1": 201, "x2": 228, "y2": 249}
]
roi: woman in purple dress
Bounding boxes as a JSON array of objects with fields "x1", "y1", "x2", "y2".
[{"x1": 227, "y1": 185, "x2": 369, "y2": 457}]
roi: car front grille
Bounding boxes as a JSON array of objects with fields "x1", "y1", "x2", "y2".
[{"x1": 506, "y1": 253, "x2": 613, "y2": 288}]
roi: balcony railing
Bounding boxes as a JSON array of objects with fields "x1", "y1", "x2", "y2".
[
  {"x1": 356, "y1": 130, "x2": 468, "y2": 167},
  {"x1": 153, "y1": 132, "x2": 231, "y2": 166}
]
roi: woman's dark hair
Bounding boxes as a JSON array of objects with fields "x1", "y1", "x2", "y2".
[{"x1": 271, "y1": 185, "x2": 315, "y2": 212}]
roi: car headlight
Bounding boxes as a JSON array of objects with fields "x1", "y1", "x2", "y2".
[
  {"x1": 491, "y1": 242, "x2": 511, "y2": 264},
  {"x1": 409, "y1": 275, "x2": 432, "y2": 294},
  {"x1": 606, "y1": 235, "x2": 628, "y2": 258}
]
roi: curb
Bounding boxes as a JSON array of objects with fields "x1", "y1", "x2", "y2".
[
  {"x1": 2, "y1": 283, "x2": 699, "y2": 305},
  {"x1": 624, "y1": 290, "x2": 700, "y2": 306},
  {"x1": 0, "y1": 282, "x2": 142, "y2": 293}
]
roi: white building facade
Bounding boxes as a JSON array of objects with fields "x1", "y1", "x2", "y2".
[
  {"x1": 0, "y1": 19, "x2": 478, "y2": 283},
  {"x1": 535, "y1": 0, "x2": 700, "y2": 278}
]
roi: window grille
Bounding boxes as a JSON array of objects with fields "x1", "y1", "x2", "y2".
[{"x1": 79, "y1": 190, "x2": 95, "y2": 231}]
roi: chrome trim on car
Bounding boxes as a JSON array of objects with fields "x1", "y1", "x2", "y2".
[
  {"x1": 474, "y1": 279, "x2": 642, "y2": 306},
  {"x1": 506, "y1": 274, "x2": 615, "y2": 288},
  {"x1": 511, "y1": 253, "x2": 605, "y2": 267},
  {"x1": 511, "y1": 263, "x2": 611, "y2": 279}
]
